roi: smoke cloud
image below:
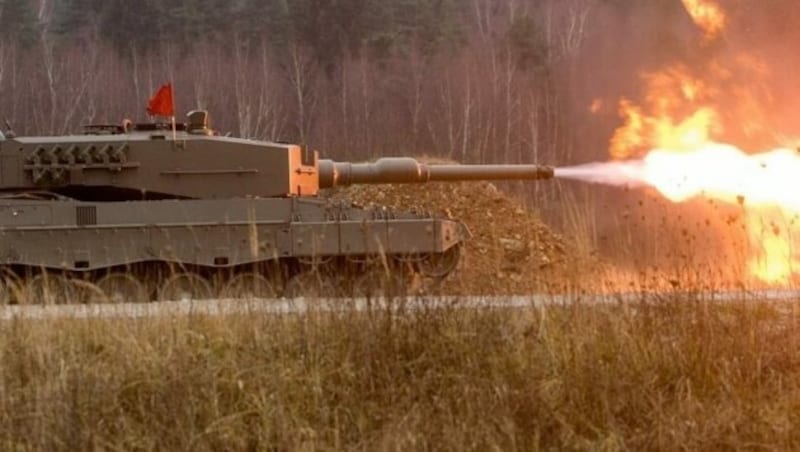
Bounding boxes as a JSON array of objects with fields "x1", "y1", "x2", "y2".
[{"x1": 555, "y1": 161, "x2": 648, "y2": 188}]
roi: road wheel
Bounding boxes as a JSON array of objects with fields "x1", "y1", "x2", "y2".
[
  {"x1": 282, "y1": 271, "x2": 338, "y2": 299},
  {"x1": 97, "y1": 273, "x2": 150, "y2": 303},
  {"x1": 220, "y1": 273, "x2": 278, "y2": 299},
  {"x1": 0, "y1": 279, "x2": 10, "y2": 305},
  {"x1": 24, "y1": 273, "x2": 75, "y2": 305},
  {"x1": 69, "y1": 279, "x2": 108, "y2": 304},
  {"x1": 352, "y1": 269, "x2": 407, "y2": 299},
  {"x1": 158, "y1": 273, "x2": 213, "y2": 301},
  {"x1": 417, "y1": 245, "x2": 461, "y2": 279}
]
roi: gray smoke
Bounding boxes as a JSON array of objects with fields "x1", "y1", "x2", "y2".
[{"x1": 555, "y1": 160, "x2": 649, "y2": 187}]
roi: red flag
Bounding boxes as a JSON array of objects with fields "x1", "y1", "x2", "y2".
[{"x1": 147, "y1": 83, "x2": 174, "y2": 117}]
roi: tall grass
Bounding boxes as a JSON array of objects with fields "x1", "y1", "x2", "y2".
[{"x1": 2, "y1": 295, "x2": 800, "y2": 450}]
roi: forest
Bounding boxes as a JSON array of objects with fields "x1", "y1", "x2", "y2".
[
  {"x1": 0, "y1": 1, "x2": 798, "y2": 180},
  {"x1": 0, "y1": 0, "x2": 717, "y2": 166}
]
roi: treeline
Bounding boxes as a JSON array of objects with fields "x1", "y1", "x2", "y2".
[{"x1": 0, "y1": 0, "x2": 700, "y2": 167}]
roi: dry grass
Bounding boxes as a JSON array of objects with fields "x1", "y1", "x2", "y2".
[
  {"x1": 2, "y1": 184, "x2": 795, "y2": 450},
  {"x1": 2, "y1": 294, "x2": 800, "y2": 450}
]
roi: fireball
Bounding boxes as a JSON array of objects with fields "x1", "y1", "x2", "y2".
[
  {"x1": 605, "y1": 0, "x2": 800, "y2": 284},
  {"x1": 681, "y1": 0, "x2": 726, "y2": 40}
]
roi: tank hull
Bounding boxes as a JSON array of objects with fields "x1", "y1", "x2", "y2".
[{"x1": 0, "y1": 197, "x2": 467, "y2": 302}]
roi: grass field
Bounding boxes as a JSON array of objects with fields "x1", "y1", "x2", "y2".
[{"x1": 2, "y1": 293, "x2": 800, "y2": 450}]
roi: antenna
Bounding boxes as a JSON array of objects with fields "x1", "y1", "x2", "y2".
[{"x1": 3, "y1": 118, "x2": 16, "y2": 138}]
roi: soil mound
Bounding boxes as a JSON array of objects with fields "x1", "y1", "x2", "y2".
[{"x1": 330, "y1": 179, "x2": 588, "y2": 294}]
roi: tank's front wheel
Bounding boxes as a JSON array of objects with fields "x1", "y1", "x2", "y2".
[{"x1": 417, "y1": 245, "x2": 461, "y2": 279}]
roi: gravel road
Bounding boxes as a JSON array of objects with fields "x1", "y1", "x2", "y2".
[{"x1": 3, "y1": 289, "x2": 800, "y2": 320}]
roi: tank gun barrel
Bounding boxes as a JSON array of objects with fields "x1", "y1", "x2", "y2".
[{"x1": 319, "y1": 157, "x2": 554, "y2": 188}]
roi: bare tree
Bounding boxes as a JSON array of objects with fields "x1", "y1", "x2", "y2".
[
  {"x1": 286, "y1": 41, "x2": 318, "y2": 143},
  {"x1": 471, "y1": 0, "x2": 501, "y2": 161},
  {"x1": 233, "y1": 36, "x2": 285, "y2": 140},
  {"x1": 556, "y1": 0, "x2": 594, "y2": 58},
  {"x1": 405, "y1": 49, "x2": 427, "y2": 151}
]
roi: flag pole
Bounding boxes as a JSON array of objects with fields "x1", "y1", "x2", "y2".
[
  {"x1": 146, "y1": 82, "x2": 176, "y2": 140},
  {"x1": 170, "y1": 81, "x2": 176, "y2": 142}
]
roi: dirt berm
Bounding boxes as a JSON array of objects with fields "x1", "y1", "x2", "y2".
[{"x1": 330, "y1": 178, "x2": 590, "y2": 295}]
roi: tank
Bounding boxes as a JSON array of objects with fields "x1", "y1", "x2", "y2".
[{"x1": 0, "y1": 110, "x2": 553, "y2": 303}]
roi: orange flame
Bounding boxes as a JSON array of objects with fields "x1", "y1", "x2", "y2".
[
  {"x1": 610, "y1": 66, "x2": 719, "y2": 159},
  {"x1": 681, "y1": 0, "x2": 727, "y2": 40},
  {"x1": 612, "y1": 63, "x2": 800, "y2": 284},
  {"x1": 589, "y1": 98, "x2": 603, "y2": 114},
  {"x1": 637, "y1": 144, "x2": 800, "y2": 284}
]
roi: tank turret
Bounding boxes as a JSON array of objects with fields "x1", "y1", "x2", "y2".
[{"x1": 0, "y1": 111, "x2": 554, "y2": 304}]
